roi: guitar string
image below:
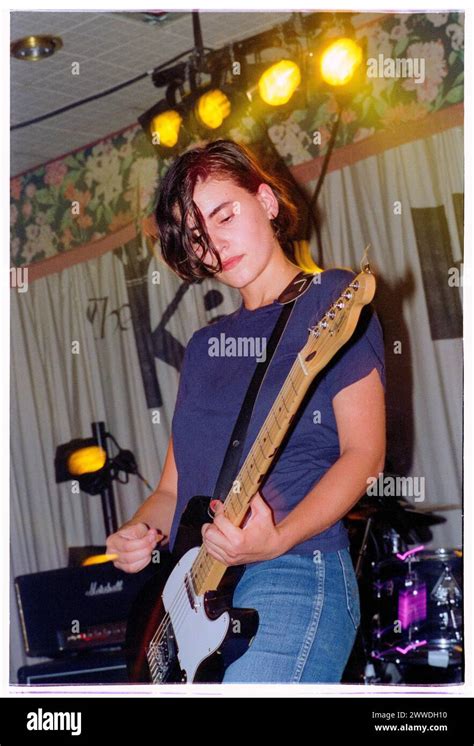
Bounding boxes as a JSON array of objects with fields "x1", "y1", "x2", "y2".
[
  {"x1": 145, "y1": 356, "x2": 308, "y2": 672},
  {"x1": 145, "y1": 316, "x2": 338, "y2": 670},
  {"x1": 145, "y1": 288, "x2": 356, "y2": 676},
  {"x1": 145, "y1": 320, "x2": 335, "y2": 673}
]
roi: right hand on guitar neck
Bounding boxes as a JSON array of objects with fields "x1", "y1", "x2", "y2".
[{"x1": 106, "y1": 522, "x2": 162, "y2": 573}]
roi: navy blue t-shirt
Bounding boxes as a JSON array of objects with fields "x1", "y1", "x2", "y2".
[{"x1": 169, "y1": 268, "x2": 386, "y2": 557}]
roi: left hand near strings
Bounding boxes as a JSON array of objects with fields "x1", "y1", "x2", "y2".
[{"x1": 202, "y1": 492, "x2": 284, "y2": 565}]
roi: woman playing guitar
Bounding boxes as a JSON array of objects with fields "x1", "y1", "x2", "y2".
[{"x1": 106, "y1": 139, "x2": 386, "y2": 683}]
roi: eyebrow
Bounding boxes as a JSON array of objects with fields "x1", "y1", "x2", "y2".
[
  {"x1": 207, "y1": 200, "x2": 233, "y2": 219},
  {"x1": 189, "y1": 201, "x2": 233, "y2": 232}
]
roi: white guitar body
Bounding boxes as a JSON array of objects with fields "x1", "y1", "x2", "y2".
[{"x1": 160, "y1": 548, "x2": 230, "y2": 682}]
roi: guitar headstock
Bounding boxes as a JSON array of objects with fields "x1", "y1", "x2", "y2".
[{"x1": 300, "y1": 269, "x2": 377, "y2": 374}]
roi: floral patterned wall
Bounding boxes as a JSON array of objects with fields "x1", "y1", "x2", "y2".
[{"x1": 10, "y1": 11, "x2": 464, "y2": 267}]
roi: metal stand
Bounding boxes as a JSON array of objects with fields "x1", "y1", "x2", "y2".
[{"x1": 92, "y1": 421, "x2": 118, "y2": 536}]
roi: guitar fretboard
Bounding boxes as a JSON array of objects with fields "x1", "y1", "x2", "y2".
[{"x1": 189, "y1": 271, "x2": 373, "y2": 595}]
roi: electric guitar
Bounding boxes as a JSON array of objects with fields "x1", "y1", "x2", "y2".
[{"x1": 126, "y1": 265, "x2": 377, "y2": 683}]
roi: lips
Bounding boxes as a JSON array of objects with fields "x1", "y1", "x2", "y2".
[{"x1": 222, "y1": 254, "x2": 244, "y2": 271}]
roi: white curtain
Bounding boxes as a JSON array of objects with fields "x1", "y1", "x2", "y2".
[
  {"x1": 314, "y1": 125, "x2": 463, "y2": 550},
  {"x1": 10, "y1": 125, "x2": 463, "y2": 681}
]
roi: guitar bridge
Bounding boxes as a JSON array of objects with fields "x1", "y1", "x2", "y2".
[{"x1": 146, "y1": 622, "x2": 179, "y2": 683}]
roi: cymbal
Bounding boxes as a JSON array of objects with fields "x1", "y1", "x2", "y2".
[{"x1": 346, "y1": 499, "x2": 460, "y2": 523}]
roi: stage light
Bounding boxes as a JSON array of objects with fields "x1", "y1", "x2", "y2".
[
  {"x1": 150, "y1": 109, "x2": 183, "y2": 148},
  {"x1": 81, "y1": 553, "x2": 118, "y2": 566},
  {"x1": 320, "y1": 38, "x2": 362, "y2": 87},
  {"x1": 195, "y1": 88, "x2": 231, "y2": 129},
  {"x1": 138, "y1": 96, "x2": 191, "y2": 153},
  {"x1": 55, "y1": 437, "x2": 110, "y2": 496},
  {"x1": 55, "y1": 423, "x2": 152, "y2": 537},
  {"x1": 258, "y1": 59, "x2": 301, "y2": 106},
  {"x1": 67, "y1": 445, "x2": 107, "y2": 476}
]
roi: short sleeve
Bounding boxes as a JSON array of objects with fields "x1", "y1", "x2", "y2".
[{"x1": 320, "y1": 301, "x2": 386, "y2": 401}]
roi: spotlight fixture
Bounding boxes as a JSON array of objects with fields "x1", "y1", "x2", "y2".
[
  {"x1": 141, "y1": 62, "x2": 252, "y2": 151},
  {"x1": 186, "y1": 70, "x2": 251, "y2": 139},
  {"x1": 319, "y1": 37, "x2": 363, "y2": 88},
  {"x1": 150, "y1": 109, "x2": 183, "y2": 148},
  {"x1": 55, "y1": 437, "x2": 110, "y2": 496},
  {"x1": 195, "y1": 88, "x2": 232, "y2": 129},
  {"x1": 138, "y1": 97, "x2": 190, "y2": 155},
  {"x1": 138, "y1": 12, "x2": 365, "y2": 153},
  {"x1": 67, "y1": 445, "x2": 107, "y2": 476},
  {"x1": 10, "y1": 35, "x2": 63, "y2": 61},
  {"x1": 55, "y1": 421, "x2": 152, "y2": 537},
  {"x1": 257, "y1": 59, "x2": 302, "y2": 106}
]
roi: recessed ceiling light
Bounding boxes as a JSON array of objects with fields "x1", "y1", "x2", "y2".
[{"x1": 10, "y1": 35, "x2": 63, "y2": 61}]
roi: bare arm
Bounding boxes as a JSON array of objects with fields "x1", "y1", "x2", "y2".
[
  {"x1": 203, "y1": 368, "x2": 386, "y2": 564},
  {"x1": 106, "y1": 436, "x2": 179, "y2": 572},
  {"x1": 275, "y1": 367, "x2": 386, "y2": 551},
  {"x1": 120, "y1": 436, "x2": 179, "y2": 546}
]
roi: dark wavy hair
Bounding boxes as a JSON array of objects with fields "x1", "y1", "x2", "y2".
[{"x1": 155, "y1": 139, "x2": 299, "y2": 282}]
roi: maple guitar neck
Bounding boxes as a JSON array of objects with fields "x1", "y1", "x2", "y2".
[{"x1": 192, "y1": 267, "x2": 377, "y2": 595}]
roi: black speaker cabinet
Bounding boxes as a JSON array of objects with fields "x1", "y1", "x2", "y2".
[{"x1": 17, "y1": 650, "x2": 128, "y2": 684}]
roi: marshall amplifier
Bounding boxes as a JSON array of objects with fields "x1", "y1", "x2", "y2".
[{"x1": 14, "y1": 556, "x2": 168, "y2": 658}]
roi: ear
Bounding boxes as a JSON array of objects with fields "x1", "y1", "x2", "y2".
[{"x1": 256, "y1": 183, "x2": 279, "y2": 220}]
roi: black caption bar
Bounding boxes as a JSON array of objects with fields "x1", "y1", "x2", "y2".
[{"x1": 0, "y1": 695, "x2": 472, "y2": 744}]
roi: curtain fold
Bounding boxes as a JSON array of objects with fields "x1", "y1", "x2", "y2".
[{"x1": 315, "y1": 125, "x2": 463, "y2": 550}]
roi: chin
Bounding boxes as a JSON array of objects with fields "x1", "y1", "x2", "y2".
[{"x1": 222, "y1": 266, "x2": 256, "y2": 287}]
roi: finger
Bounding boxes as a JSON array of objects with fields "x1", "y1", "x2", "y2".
[
  {"x1": 117, "y1": 524, "x2": 149, "y2": 540},
  {"x1": 108, "y1": 533, "x2": 158, "y2": 553},
  {"x1": 210, "y1": 499, "x2": 224, "y2": 514},
  {"x1": 118, "y1": 524, "x2": 158, "y2": 541},
  {"x1": 213, "y1": 511, "x2": 243, "y2": 541},
  {"x1": 203, "y1": 527, "x2": 239, "y2": 560},
  {"x1": 113, "y1": 560, "x2": 140, "y2": 573},
  {"x1": 203, "y1": 538, "x2": 230, "y2": 565},
  {"x1": 202, "y1": 523, "x2": 231, "y2": 551},
  {"x1": 114, "y1": 558, "x2": 149, "y2": 573},
  {"x1": 114, "y1": 546, "x2": 156, "y2": 566}
]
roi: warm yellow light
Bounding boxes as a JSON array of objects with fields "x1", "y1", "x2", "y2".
[
  {"x1": 196, "y1": 89, "x2": 231, "y2": 129},
  {"x1": 320, "y1": 38, "x2": 363, "y2": 87},
  {"x1": 82, "y1": 553, "x2": 118, "y2": 566},
  {"x1": 150, "y1": 110, "x2": 182, "y2": 148},
  {"x1": 258, "y1": 60, "x2": 301, "y2": 106},
  {"x1": 67, "y1": 446, "x2": 107, "y2": 476}
]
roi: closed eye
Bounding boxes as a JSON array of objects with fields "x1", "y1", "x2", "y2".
[{"x1": 220, "y1": 215, "x2": 233, "y2": 224}]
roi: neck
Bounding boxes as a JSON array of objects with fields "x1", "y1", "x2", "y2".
[{"x1": 240, "y1": 256, "x2": 302, "y2": 310}]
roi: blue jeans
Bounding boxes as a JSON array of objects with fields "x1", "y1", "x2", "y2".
[{"x1": 222, "y1": 548, "x2": 360, "y2": 683}]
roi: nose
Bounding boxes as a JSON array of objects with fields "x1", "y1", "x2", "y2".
[{"x1": 214, "y1": 237, "x2": 230, "y2": 261}]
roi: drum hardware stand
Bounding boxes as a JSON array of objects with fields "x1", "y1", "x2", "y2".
[{"x1": 355, "y1": 516, "x2": 373, "y2": 578}]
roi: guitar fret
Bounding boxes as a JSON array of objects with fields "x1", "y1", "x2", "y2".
[
  {"x1": 231, "y1": 492, "x2": 243, "y2": 510},
  {"x1": 250, "y1": 448, "x2": 264, "y2": 473},
  {"x1": 289, "y1": 371, "x2": 298, "y2": 394},
  {"x1": 280, "y1": 392, "x2": 290, "y2": 413}
]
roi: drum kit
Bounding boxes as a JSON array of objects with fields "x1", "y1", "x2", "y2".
[{"x1": 343, "y1": 487, "x2": 463, "y2": 685}]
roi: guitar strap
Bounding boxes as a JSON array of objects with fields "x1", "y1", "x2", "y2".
[{"x1": 211, "y1": 270, "x2": 316, "y2": 508}]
